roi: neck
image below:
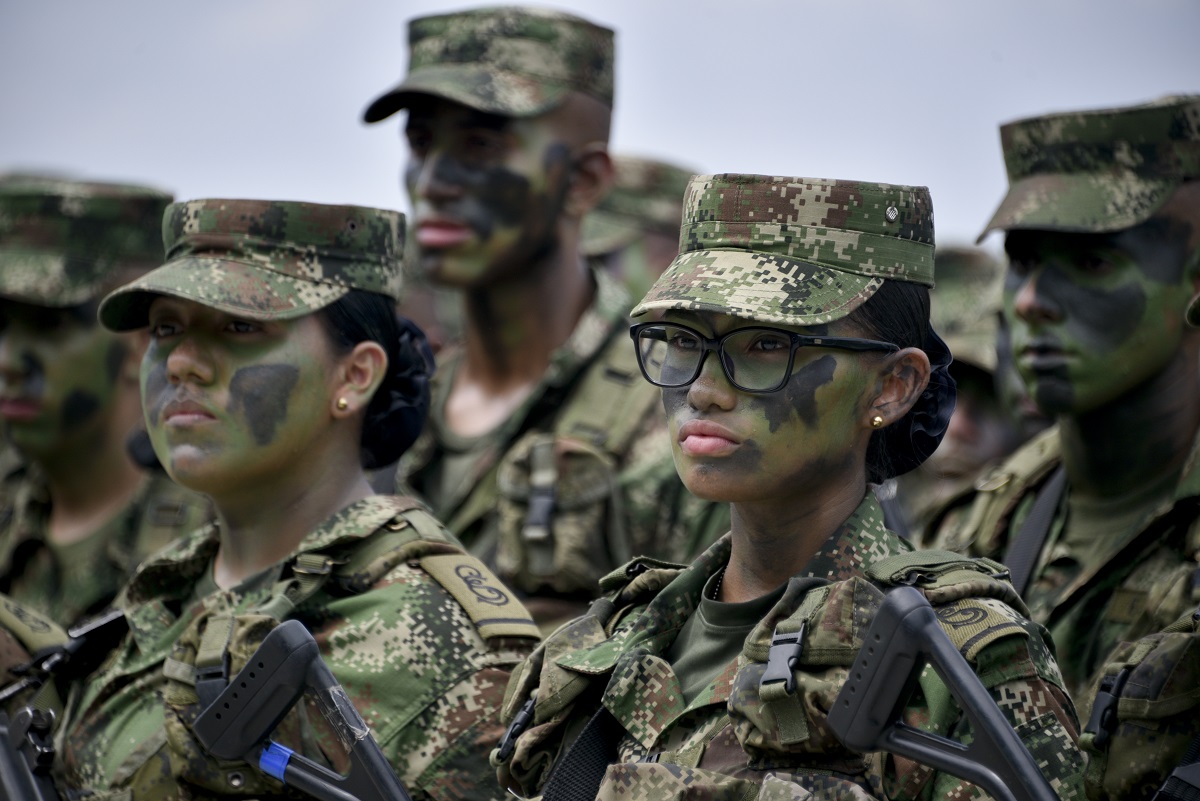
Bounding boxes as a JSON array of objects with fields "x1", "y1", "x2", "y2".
[
  {"x1": 459, "y1": 239, "x2": 593, "y2": 388},
  {"x1": 721, "y1": 468, "x2": 867, "y2": 602},
  {"x1": 1060, "y1": 337, "x2": 1200, "y2": 498},
  {"x1": 42, "y1": 392, "x2": 147, "y2": 546},
  {"x1": 212, "y1": 448, "x2": 373, "y2": 589}
]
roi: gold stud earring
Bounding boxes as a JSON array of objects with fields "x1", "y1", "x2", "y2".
[
  {"x1": 336, "y1": 398, "x2": 349, "y2": 411},
  {"x1": 870, "y1": 415, "x2": 884, "y2": 429}
]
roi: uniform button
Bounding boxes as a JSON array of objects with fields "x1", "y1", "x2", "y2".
[{"x1": 227, "y1": 771, "x2": 246, "y2": 788}]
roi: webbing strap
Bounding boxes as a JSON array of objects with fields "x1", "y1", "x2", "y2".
[
  {"x1": 194, "y1": 614, "x2": 235, "y2": 707},
  {"x1": 539, "y1": 704, "x2": 623, "y2": 801},
  {"x1": 1003, "y1": 465, "x2": 1067, "y2": 597}
]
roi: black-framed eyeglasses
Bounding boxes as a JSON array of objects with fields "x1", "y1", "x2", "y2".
[{"x1": 629, "y1": 321, "x2": 900, "y2": 394}]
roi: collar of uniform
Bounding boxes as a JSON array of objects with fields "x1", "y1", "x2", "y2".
[{"x1": 803, "y1": 491, "x2": 910, "y2": 581}]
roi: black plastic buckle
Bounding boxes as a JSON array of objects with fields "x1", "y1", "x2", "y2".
[
  {"x1": 1083, "y1": 667, "x2": 1130, "y2": 749},
  {"x1": 194, "y1": 660, "x2": 230, "y2": 709},
  {"x1": 760, "y1": 623, "x2": 807, "y2": 695},
  {"x1": 495, "y1": 694, "x2": 537, "y2": 763},
  {"x1": 523, "y1": 487, "x2": 556, "y2": 541}
]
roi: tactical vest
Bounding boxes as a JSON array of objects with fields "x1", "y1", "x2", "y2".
[
  {"x1": 92, "y1": 497, "x2": 537, "y2": 801},
  {"x1": 494, "y1": 549, "x2": 1076, "y2": 800}
]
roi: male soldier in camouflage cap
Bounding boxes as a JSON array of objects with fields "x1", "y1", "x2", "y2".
[
  {"x1": 936, "y1": 96, "x2": 1200, "y2": 740},
  {"x1": 887, "y1": 246, "x2": 1021, "y2": 543},
  {"x1": 364, "y1": 6, "x2": 726, "y2": 630},
  {"x1": 0, "y1": 176, "x2": 212, "y2": 627},
  {"x1": 582, "y1": 154, "x2": 695, "y2": 303}
]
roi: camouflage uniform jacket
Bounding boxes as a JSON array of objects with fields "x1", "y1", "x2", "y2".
[
  {"x1": 934, "y1": 424, "x2": 1200, "y2": 713},
  {"x1": 59, "y1": 494, "x2": 540, "y2": 801},
  {"x1": 495, "y1": 492, "x2": 1084, "y2": 801},
  {"x1": 398, "y1": 267, "x2": 728, "y2": 626},
  {"x1": 0, "y1": 460, "x2": 213, "y2": 627}
]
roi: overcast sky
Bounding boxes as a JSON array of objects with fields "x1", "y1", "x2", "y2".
[{"x1": 2, "y1": 1, "x2": 1197, "y2": 248}]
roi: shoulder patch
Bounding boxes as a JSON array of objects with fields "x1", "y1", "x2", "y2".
[
  {"x1": 419, "y1": 553, "x2": 540, "y2": 641},
  {"x1": 934, "y1": 596, "x2": 1028, "y2": 662}
]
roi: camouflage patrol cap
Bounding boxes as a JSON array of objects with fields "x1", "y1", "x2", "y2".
[
  {"x1": 930, "y1": 247, "x2": 1004, "y2": 373},
  {"x1": 979, "y1": 94, "x2": 1200, "y2": 241},
  {"x1": 582, "y1": 155, "x2": 694, "y2": 256},
  {"x1": 363, "y1": 6, "x2": 614, "y2": 122},
  {"x1": 0, "y1": 177, "x2": 172, "y2": 307},
  {"x1": 98, "y1": 199, "x2": 405, "y2": 332},
  {"x1": 631, "y1": 173, "x2": 935, "y2": 326}
]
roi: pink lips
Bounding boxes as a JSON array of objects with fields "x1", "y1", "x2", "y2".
[
  {"x1": 677, "y1": 419, "x2": 741, "y2": 457},
  {"x1": 0, "y1": 397, "x2": 40, "y2": 422},
  {"x1": 415, "y1": 219, "x2": 472, "y2": 249},
  {"x1": 161, "y1": 398, "x2": 216, "y2": 427}
]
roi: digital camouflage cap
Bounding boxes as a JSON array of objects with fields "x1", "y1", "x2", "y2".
[
  {"x1": 978, "y1": 94, "x2": 1200, "y2": 241},
  {"x1": 98, "y1": 199, "x2": 405, "y2": 331},
  {"x1": 363, "y1": 5, "x2": 615, "y2": 122},
  {"x1": 0, "y1": 176, "x2": 172, "y2": 308},
  {"x1": 631, "y1": 173, "x2": 935, "y2": 326},
  {"x1": 930, "y1": 247, "x2": 1004, "y2": 373},
  {"x1": 582, "y1": 155, "x2": 695, "y2": 256}
]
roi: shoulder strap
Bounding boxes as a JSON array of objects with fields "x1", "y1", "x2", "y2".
[
  {"x1": 1002, "y1": 465, "x2": 1068, "y2": 597},
  {"x1": 538, "y1": 703, "x2": 623, "y2": 801}
]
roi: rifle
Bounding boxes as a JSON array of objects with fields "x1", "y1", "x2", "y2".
[
  {"x1": 827, "y1": 586, "x2": 1059, "y2": 801},
  {"x1": 193, "y1": 620, "x2": 412, "y2": 801},
  {"x1": 0, "y1": 606, "x2": 129, "y2": 801}
]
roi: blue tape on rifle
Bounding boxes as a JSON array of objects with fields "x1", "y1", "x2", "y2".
[{"x1": 260, "y1": 741, "x2": 294, "y2": 782}]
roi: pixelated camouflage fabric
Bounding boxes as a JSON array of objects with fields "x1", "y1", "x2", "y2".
[
  {"x1": 632, "y1": 174, "x2": 935, "y2": 327},
  {"x1": 99, "y1": 198, "x2": 405, "y2": 331},
  {"x1": 498, "y1": 492, "x2": 1085, "y2": 801},
  {"x1": 60, "y1": 494, "x2": 535, "y2": 801},
  {"x1": 582, "y1": 155, "x2": 695, "y2": 256},
  {"x1": 0, "y1": 463, "x2": 213, "y2": 629},
  {"x1": 0, "y1": 177, "x2": 171, "y2": 307},
  {"x1": 363, "y1": 6, "x2": 615, "y2": 122},
  {"x1": 979, "y1": 94, "x2": 1200, "y2": 239},
  {"x1": 930, "y1": 246, "x2": 1004, "y2": 373}
]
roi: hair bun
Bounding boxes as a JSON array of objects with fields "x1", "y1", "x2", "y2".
[
  {"x1": 877, "y1": 328, "x2": 956, "y2": 479},
  {"x1": 361, "y1": 317, "x2": 435, "y2": 469}
]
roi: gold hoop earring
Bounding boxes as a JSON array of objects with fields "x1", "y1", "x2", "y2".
[
  {"x1": 336, "y1": 398, "x2": 349, "y2": 411},
  {"x1": 870, "y1": 415, "x2": 884, "y2": 429}
]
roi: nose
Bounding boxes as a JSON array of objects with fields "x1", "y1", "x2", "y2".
[
  {"x1": 685, "y1": 349, "x2": 737, "y2": 412},
  {"x1": 0, "y1": 326, "x2": 31, "y2": 390},
  {"x1": 408, "y1": 150, "x2": 463, "y2": 204},
  {"x1": 163, "y1": 335, "x2": 215, "y2": 386},
  {"x1": 1011, "y1": 266, "x2": 1062, "y2": 326}
]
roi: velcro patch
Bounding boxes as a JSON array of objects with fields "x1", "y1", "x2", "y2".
[
  {"x1": 1103, "y1": 587, "x2": 1148, "y2": 625},
  {"x1": 933, "y1": 597, "x2": 1028, "y2": 662},
  {"x1": 420, "y1": 554, "x2": 540, "y2": 641}
]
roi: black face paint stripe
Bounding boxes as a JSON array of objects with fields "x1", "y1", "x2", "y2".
[{"x1": 226, "y1": 364, "x2": 300, "y2": 446}]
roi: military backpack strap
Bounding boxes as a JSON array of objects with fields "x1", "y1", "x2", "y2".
[{"x1": 1002, "y1": 464, "x2": 1067, "y2": 597}]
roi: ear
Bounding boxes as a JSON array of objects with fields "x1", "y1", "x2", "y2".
[
  {"x1": 564, "y1": 144, "x2": 615, "y2": 218},
  {"x1": 868, "y1": 347, "x2": 932, "y2": 429},
  {"x1": 331, "y1": 341, "x2": 388, "y2": 418}
]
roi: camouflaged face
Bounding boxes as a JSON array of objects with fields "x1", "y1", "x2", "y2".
[
  {"x1": 0, "y1": 177, "x2": 172, "y2": 307},
  {"x1": 979, "y1": 94, "x2": 1200, "y2": 240},
  {"x1": 363, "y1": 5, "x2": 615, "y2": 122},
  {"x1": 582, "y1": 155, "x2": 695, "y2": 256},
  {"x1": 631, "y1": 173, "x2": 935, "y2": 326},
  {"x1": 98, "y1": 198, "x2": 405, "y2": 331},
  {"x1": 931, "y1": 247, "x2": 1004, "y2": 372}
]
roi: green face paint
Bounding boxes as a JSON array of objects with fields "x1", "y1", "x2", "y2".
[
  {"x1": 1004, "y1": 219, "x2": 1194, "y2": 416},
  {"x1": 659, "y1": 311, "x2": 875, "y2": 504},
  {"x1": 0, "y1": 300, "x2": 128, "y2": 459},
  {"x1": 404, "y1": 97, "x2": 573, "y2": 287},
  {"x1": 142, "y1": 297, "x2": 335, "y2": 498}
]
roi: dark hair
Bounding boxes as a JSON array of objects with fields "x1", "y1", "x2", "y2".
[
  {"x1": 845, "y1": 280, "x2": 954, "y2": 482},
  {"x1": 318, "y1": 291, "x2": 434, "y2": 469}
]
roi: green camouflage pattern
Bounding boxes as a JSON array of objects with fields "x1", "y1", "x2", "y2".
[
  {"x1": 631, "y1": 173, "x2": 936, "y2": 326},
  {"x1": 0, "y1": 462, "x2": 213, "y2": 628},
  {"x1": 582, "y1": 155, "x2": 695, "y2": 256},
  {"x1": 978, "y1": 94, "x2": 1200, "y2": 240},
  {"x1": 1079, "y1": 611, "x2": 1200, "y2": 801},
  {"x1": 495, "y1": 492, "x2": 1084, "y2": 800},
  {"x1": 59, "y1": 494, "x2": 538, "y2": 801},
  {"x1": 931, "y1": 246, "x2": 1005, "y2": 373},
  {"x1": 931, "y1": 424, "x2": 1200, "y2": 719},
  {"x1": 397, "y1": 267, "x2": 729, "y2": 632},
  {"x1": 0, "y1": 176, "x2": 172, "y2": 307},
  {"x1": 363, "y1": 6, "x2": 615, "y2": 122},
  {"x1": 99, "y1": 198, "x2": 405, "y2": 331}
]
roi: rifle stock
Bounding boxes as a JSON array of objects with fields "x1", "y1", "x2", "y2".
[
  {"x1": 827, "y1": 586, "x2": 1060, "y2": 801},
  {"x1": 193, "y1": 620, "x2": 412, "y2": 801}
]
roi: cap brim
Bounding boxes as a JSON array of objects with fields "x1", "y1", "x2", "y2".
[
  {"x1": 363, "y1": 65, "x2": 568, "y2": 123},
  {"x1": 630, "y1": 249, "x2": 884, "y2": 327},
  {"x1": 976, "y1": 172, "x2": 1178, "y2": 243},
  {"x1": 0, "y1": 248, "x2": 102, "y2": 307},
  {"x1": 98, "y1": 257, "x2": 351, "y2": 332}
]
